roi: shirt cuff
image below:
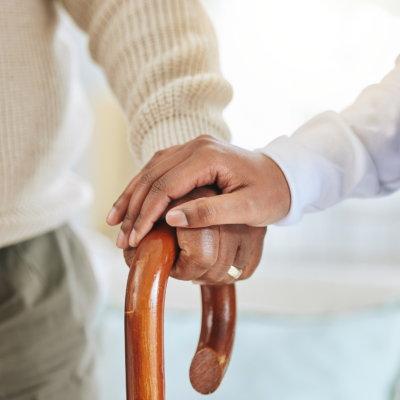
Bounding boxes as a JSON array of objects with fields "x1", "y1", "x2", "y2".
[{"x1": 255, "y1": 135, "x2": 341, "y2": 226}]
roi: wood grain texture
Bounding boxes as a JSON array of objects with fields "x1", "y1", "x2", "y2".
[
  {"x1": 125, "y1": 221, "x2": 178, "y2": 400},
  {"x1": 125, "y1": 220, "x2": 237, "y2": 399},
  {"x1": 190, "y1": 284, "x2": 236, "y2": 394}
]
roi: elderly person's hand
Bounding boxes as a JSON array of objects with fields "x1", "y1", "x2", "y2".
[
  {"x1": 122, "y1": 186, "x2": 266, "y2": 284},
  {"x1": 107, "y1": 135, "x2": 290, "y2": 249}
]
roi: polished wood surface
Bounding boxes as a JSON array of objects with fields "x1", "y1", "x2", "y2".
[
  {"x1": 125, "y1": 220, "x2": 236, "y2": 399},
  {"x1": 190, "y1": 284, "x2": 236, "y2": 394},
  {"x1": 125, "y1": 221, "x2": 178, "y2": 400}
]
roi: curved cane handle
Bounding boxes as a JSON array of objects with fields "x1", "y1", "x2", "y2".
[
  {"x1": 125, "y1": 221, "x2": 236, "y2": 399},
  {"x1": 189, "y1": 284, "x2": 236, "y2": 394}
]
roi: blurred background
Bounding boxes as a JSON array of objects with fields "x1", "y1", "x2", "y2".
[{"x1": 62, "y1": 0, "x2": 400, "y2": 398}]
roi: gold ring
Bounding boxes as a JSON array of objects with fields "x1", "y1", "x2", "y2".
[{"x1": 227, "y1": 266, "x2": 242, "y2": 280}]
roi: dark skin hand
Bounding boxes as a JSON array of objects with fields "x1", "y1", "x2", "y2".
[
  {"x1": 123, "y1": 186, "x2": 267, "y2": 284},
  {"x1": 107, "y1": 135, "x2": 290, "y2": 249}
]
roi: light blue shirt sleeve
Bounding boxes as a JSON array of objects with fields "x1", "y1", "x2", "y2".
[{"x1": 256, "y1": 55, "x2": 400, "y2": 226}]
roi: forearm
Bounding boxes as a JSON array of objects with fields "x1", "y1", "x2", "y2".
[
  {"x1": 258, "y1": 55, "x2": 400, "y2": 225},
  {"x1": 59, "y1": 0, "x2": 232, "y2": 164}
]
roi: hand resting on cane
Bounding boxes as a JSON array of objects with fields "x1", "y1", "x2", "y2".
[
  {"x1": 107, "y1": 135, "x2": 289, "y2": 282},
  {"x1": 120, "y1": 185, "x2": 266, "y2": 284}
]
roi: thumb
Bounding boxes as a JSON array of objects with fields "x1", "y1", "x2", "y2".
[{"x1": 166, "y1": 191, "x2": 255, "y2": 228}]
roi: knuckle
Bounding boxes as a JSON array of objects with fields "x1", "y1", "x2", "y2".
[
  {"x1": 196, "y1": 134, "x2": 222, "y2": 144},
  {"x1": 196, "y1": 200, "x2": 216, "y2": 224},
  {"x1": 174, "y1": 257, "x2": 210, "y2": 281},
  {"x1": 234, "y1": 252, "x2": 248, "y2": 269},
  {"x1": 216, "y1": 247, "x2": 234, "y2": 270},
  {"x1": 181, "y1": 243, "x2": 216, "y2": 270},
  {"x1": 200, "y1": 257, "x2": 233, "y2": 283},
  {"x1": 204, "y1": 270, "x2": 226, "y2": 283},
  {"x1": 194, "y1": 137, "x2": 218, "y2": 153},
  {"x1": 144, "y1": 150, "x2": 164, "y2": 169},
  {"x1": 178, "y1": 228, "x2": 218, "y2": 262},
  {"x1": 124, "y1": 211, "x2": 133, "y2": 222},
  {"x1": 153, "y1": 149, "x2": 165, "y2": 158},
  {"x1": 120, "y1": 220, "x2": 131, "y2": 234},
  {"x1": 139, "y1": 170, "x2": 157, "y2": 187},
  {"x1": 133, "y1": 210, "x2": 144, "y2": 226},
  {"x1": 217, "y1": 274, "x2": 234, "y2": 285},
  {"x1": 190, "y1": 257, "x2": 213, "y2": 273},
  {"x1": 195, "y1": 134, "x2": 214, "y2": 144},
  {"x1": 150, "y1": 178, "x2": 167, "y2": 194},
  {"x1": 195, "y1": 252, "x2": 216, "y2": 270},
  {"x1": 143, "y1": 162, "x2": 154, "y2": 171}
]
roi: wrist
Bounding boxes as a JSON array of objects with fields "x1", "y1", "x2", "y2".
[{"x1": 257, "y1": 153, "x2": 291, "y2": 225}]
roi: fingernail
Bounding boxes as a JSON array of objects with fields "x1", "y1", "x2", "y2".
[
  {"x1": 166, "y1": 210, "x2": 188, "y2": 227},
  {"x1": 116, "y1": 230, "x2": 125, "y2": 248},
  {"x1": 129, "y1": 229, "x2": 137, "y2": 247},
  {"x1": 107, "y1": 207, "x2": 117, "y2": 224}
]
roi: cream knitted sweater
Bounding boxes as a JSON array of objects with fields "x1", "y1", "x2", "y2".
[{"x1": 0, "y1": 0, "x2": 232, "y2": 248}]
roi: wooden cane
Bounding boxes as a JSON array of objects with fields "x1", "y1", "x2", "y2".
[{"x1": 125, "y1": 220, "x2": 236, "y2": 399}]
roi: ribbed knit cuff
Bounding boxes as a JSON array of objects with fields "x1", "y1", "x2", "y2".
[
  {"x1": 81, "y1": 0, "x2": 233, "y2": 165},
  {"x1": 136, "y1": 114, "x2": 231, "y2": 164}
]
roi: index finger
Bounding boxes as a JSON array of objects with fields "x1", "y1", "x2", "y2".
[
  {"x1": 128, "y1": 156, "x2": 218, "y2": 247},
  {"x1": 107, "y1": 144, "x2": 184, "y2": 227}
]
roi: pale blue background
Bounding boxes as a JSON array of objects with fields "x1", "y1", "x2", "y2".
[{"x1": 94, "y1": 303, "x2": 400, "y2": 400}]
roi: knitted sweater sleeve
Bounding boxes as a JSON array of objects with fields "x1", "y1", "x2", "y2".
[{"x1": 58, "y1": 0, "x2": 232, "y2": 164}]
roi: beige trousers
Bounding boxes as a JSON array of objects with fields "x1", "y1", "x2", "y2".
[{"x1": 0, "y1": 225, "x2": 99, "y2": 400}]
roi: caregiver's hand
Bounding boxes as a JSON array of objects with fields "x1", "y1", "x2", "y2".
[
  {"x1": 123, "y1": 186, "x2": 267, "y2": 284},
  {"x1": 107, "y1": 135, "x2": 290, "y2": 248}
]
